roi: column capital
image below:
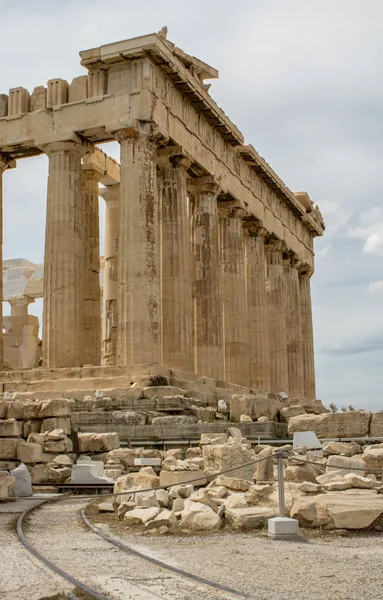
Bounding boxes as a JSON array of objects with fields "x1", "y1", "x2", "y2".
[
  {"x1": 156, "y1": 145, "x2": 192, "y2": 170},
  {"x1": 218, "y1": 205, "x2": 247, "y2": 220},
  {"x1": 82, "y1": 148, "x2": 106, "y2": 180},
  {"x1": 112, "y1": 121, "x2": 159, "y2": 144},
  {"x1": 187, "y1": 175, "x2": 221, "y2": 198},
  {"x1": 243, "y1": 219, "x2": 268, "y2": 238},
  {"x1": 283, "y1": 251, "x2": 302, "y2": 270},
  {"x1": 299, "y1": 263, "x2": 314, "y2": 277},
  {"x1": 266, "y1": 237, "x2": 287, "y2": 254},
  {"x1": 99, "y1": 184, "x2": 120, "y2": 207},
  {"x1": 0, "y1": 152, "x2": 16, "y2": 173},
  {"x1": 39, "y1": 139, "x2": 91, "y2": 158}
]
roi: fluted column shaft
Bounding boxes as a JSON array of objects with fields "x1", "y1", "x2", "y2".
[
  {"x1": 189, "y1": 177, "x2": 223, "y2": 380},
  {"x1": 0, "y1": 155, "x2": 15, "y2": 369},
  {"x1": 42, "y1": 141, "x2": 88, "y2": 368},
  {"x1": 81, "y1": 166, "x2": 102, "y2": 365},
  {"x1": 219, "y1": 206, "x2": 248, "y2": 386},
  {"x1": 284, "y1": 255, "x2": 304, "y2": 398},
  {"x1": 99, "y1": 184, "x2": 120, "y2": 365},
  {"x1": 115, "y1": 126, "x2": 160, "y2": 366},
  {"x1": 267, "y1": 239, "x2": 289, "y2": 394},
  {"x1": 157, "y1": 155, "x2": 193, "y2": 371},
  {"x1": 244, "y1": 223, "x2": 270, "y2": 391},
  {"x1": 299, "y1": 265, "x2": 316, "y2": 399}
]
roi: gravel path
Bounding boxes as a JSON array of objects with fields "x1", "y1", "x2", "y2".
[{"x1": 2, "y1": 496, "x2": 383, "y2": 600}]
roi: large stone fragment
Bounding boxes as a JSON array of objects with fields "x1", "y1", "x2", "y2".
[
  {"x1": 284, "y1": 462, "x2": 322, "y2": 484},
  {"x1": 39, "y1": 399, "x2": 71, "y2": 418},
  {"x1": 225, "y1": 507, "x2": 276, "y2": 530},
  {"x1": 0, "y1": 471, "x2": 15, "y2": 498},
  {"x1": 29, "y1": 464, "x2": 51, "y2": 484},
  {"x1": 22, "y1": 402, "x2": 43, "y2": 420},
  {"x1": 106, "y1": 448, "x2": 135, "y2": 469},
  {"x1": 254, "y1": 447, "x2": 274, "y2": 482},
  {"x1": 7, "y1": 401, "x2": 25, "y2": 420},
  {"x1": 151, "y1": 415, "x2": 197, "y2": 424},
  {"x1": 124, "y1": 507, "x2": 161, "y2": 525},
  {"x1": 297, "y1": 398, "x2": 329, "y2": 415},
  {"x1": 291, "y1": 492, "x2": 383, "y2": 529},
  {"x1": 78, "y1": 432, "x2": 119, "y2": 453},
  {"x1": 17, "y1": 442, "x2": 42, "y2": 464},
  {"x1": 159, "y1": 470, "x2": 207, "y2": 487},
  {"x1": 370, "y1": 412, "x2": 383, "y2": 437},
  {"x1": 112, "y1": 411, "x2": 146, "y2": 425},
  {"x1": 23, "y1": 420, "x2": 41, "y2": 438},
  {"x1": 0, "y1": 419, "x2": 22, "y2": 437},
  {"x1": 12, "y1": 463, "x2": 33, "y2": 497},
  {"x1": 114, "y1": 469, "x2": 160, "y2": 504},
  {"x1": 44, "y1": 437, "x2": 73, "y2": 454},
  {"x1": 343, "y1": 474, "x2": 376, "y2": 489},
  {"x1": 230, "y1": 394, "x2": 278, "y2": 421},
  {"x1": 143, "y1": 386, "x2": 185, "y2": 400},
  {"x1": 144, "y1": 509, "x2": 177, "y2": 531},
  {"x1": 326, "y1": 455, "x2": 366, "y2": 476},
  {"x1": 200, "y1": 433, "x2": 228, "y2": 445},
  {"x1": 288, "y1": 411, "x2": 372, "y2": 438},
  {"x1": 245, "y1": 484, "x2": 273, "y2": 505},
  {"x1": 214, "y1": 475, "x2": 253, "y2": 491},
  {"x1": 323, "y1": 441, "x2": 361, "y2": 456},
  {"x1": 362, "y1": 445, "x2": 383, "y2": 470},
  {"x1": 179, "y1": 499, "x2": 222, "y2": 531},
  {"x1": 202, "y1": 443, "x2": 254, "y2": 480},
  {"x1": 224, "y1": 493, "x2": 248, "y2": 509},
  {"x1": 280, "y1": 405, "x2": 306, "y2": 422},
  {"x1": 41, "y1": 418, "x2": 71, "y2": 434},
  {"x1": 0, "y1": 439, "x2": 18, "y2": 460},
  {"x1": 0, "y1": 401, "x2": 10, "y2": 419}
]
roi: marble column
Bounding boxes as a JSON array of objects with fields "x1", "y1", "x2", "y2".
[
  {"x1": 267, "y1": 238, "x2": 289, "y2": 394},
  {"x1": 299, "y1": 264, "x2": 316, "y2": 399},
  {"x1": 41, "y1": 140, "x2": 88, "y2": 368},
  {"x1": 0, "y1": 154, "x2": 15, "y2": 370},
  {"x1": 219, "y1": 206, "x2": 248, "y2": 386},
  {"x1": 114, "y1": 125, "x2": 160, "y2": 366},
  {"x1": 157, "y1": 154, "x2": 193, "y2": 372},
  {"x1": 188, "y1": 176, "x2": 223, "y2": 380},
  {"x1": 244, "y1": 222, "x2": 270, "y2": 391},
  {"x1": 284, "y1": 254, "x2": 304, "y2": 398},
  {"x1": 6, "y1": 296, "x2": 39, "y2": 369},
  {"x1": 99, "y1": 184, "x2": 120, "y2": 365},
  {"x1": 81, "y1": 159, "x2": 102, "y2": 365}
]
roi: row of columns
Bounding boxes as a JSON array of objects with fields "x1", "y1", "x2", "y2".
[{"x1": 0, "y1": 129, "x2": 316, "y2": 399}]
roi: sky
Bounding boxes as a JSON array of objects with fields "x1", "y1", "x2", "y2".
[{"x1": 0, "y1": 0, "x2": 382, "y2": 411}]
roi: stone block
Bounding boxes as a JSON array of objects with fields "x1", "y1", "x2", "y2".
[
  {"x1": 7, "y1": 401, "x2": 25, "y2": 420},
  {"x1": 159, "y1": 470, "x2": 207, "y2": 488},
  {"x1": 0, "y1": 471, "x2": 15, "y2": 498},
  {"x1": 27, "y1": 433, "x2": 46, "y2": 447},
  {"x1": 288, "y1": 411, "x2": 372, "y2": 438},
  {"x1": 134, "y1": 458, "x2": 161, "y2": 466},
  {"x1": 124, "y1": 507, "x2": 161, "y2": 525},
  {"x1": 0, "y1": 419, "x2": 22, "y2": 437},
  {"x1": 202, "y1": 443, "x2": 254, "y2": 480},
  {"x1": 268, "y1": 516, "x2": 299, "y2": 536},
  {"x1": 71, "y1": 463, "x2": 113, "y2": 484},
  {"x1": 69, "y1": 75, "x2": 88, "y2": 102},
  {"x1": 362, "y1": 445, "x2": 383, "y2": 470},
  {"x1": 0, "y1": 401, "x2": 9, "y2": 419},
  {"x1": 17, "y1": 441, "x2": 42, "y2": 464},
  {"x1": 23, "y1": 420, "x2": 41, "y2": 438},
  {"x1": 112, "y1": 411, "x2": 146, "y2": 425},
  {"x1": 255, "y1": 447, "x2": 274, "y2": 482},
  {"x1": 28, "y1": 464, "x2": 51, "y2": 485},
  {"x1": 143, "y1": 386, "x2": 185, "y2": 400},
  {"x1": 0, "y1": 94, "x2": 8, "y2": 117},
  {"x1": 0, "y1": 438, "x2": 18, "y2": 459},
  {"x1": 106, "y1": 448, "x2": 134, "y2": 469},
  {"x1": 323, "y1": 441, "x2": 361, "y2": 456},
  {"x1": 41, "y1": 417, "x2": 71, "y2": 434},
  {"x1": 225, "y1": 507, "x2": 276, "y2": 530},
  {"x1": 213, "y1": 475, "x2": 253, "y2": 491},
  {"x1": 326, "y1": 455, "x2": 366, "y2": 476},
  {"x1": 30, "y1": 86, "x2": 47, "y2": 111},
  {"x1": 78, "y1": 432, "x2": 119, "y2": 453},
  {"x1": 39, "y1": 399, "x2": 71, "y2": 418},
  {"x1": 44, "y1": 437, "x2": 73, "y2": 454},
  {"x1": 179, "y1": 499, "x2": 222, "y2": 531},
  {"x1": 230, "y1": 394, "x2": 278, "y2": 421},
  {"x1": 200, "y1": 433, "x2": 228, "y2": 445},
  {"x1": 370, "y1": 412, "x2": 383, "y2": 437},
  {"x1": 8, "y1": 87, "x2": 30, "y2": 115},
  {"x1": 22, "y1": 401, "x2": 43, "y2": 420},
  {"x1": 47, "y1": 78, "x2": 69, "y2": 108}
]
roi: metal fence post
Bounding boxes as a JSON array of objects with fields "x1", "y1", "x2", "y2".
[{"x1": 276, "y1": 450, "x2": 285, "y2": 518}]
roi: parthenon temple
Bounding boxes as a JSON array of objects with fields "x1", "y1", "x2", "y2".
[{"x1": 0, "y1": 31, "x2": 324, "y2": 399}]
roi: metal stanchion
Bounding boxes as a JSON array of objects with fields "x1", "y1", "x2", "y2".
[{"x1": 276, "y1": 450, "x2": 286, "y2": 518}]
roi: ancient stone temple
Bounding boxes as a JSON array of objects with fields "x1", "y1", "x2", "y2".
[{"x1": 0, "y1": 31, "x2": 324, "y2": 399}]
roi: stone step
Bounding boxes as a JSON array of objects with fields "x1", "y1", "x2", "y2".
[{"x1": 74, "y1": 421, "x2": 287, "y2": 441}]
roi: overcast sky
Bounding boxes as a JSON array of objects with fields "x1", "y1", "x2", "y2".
[{"x1": 0, "y1": 0, "x2": 382, "y2": 411}]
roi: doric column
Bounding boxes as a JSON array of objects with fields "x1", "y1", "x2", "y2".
[
  {"x1": 188, "y1": 176, "x2": 223, "y2": 380},
  {"x1": 81, "y1": 155, "x2": 103, "y2": 365},
  {"x1": 114, "y1": 125, "x2": 160, "y2": 366},
  {"x1": 284, "y1": 254, "x2": 304, "y2": 398},
  {"x1": 266, "y1": 238, "x2": 289, "y2": 394},
  {"x1": 41, "y1": 140, "x2": 89, "y2": 368},
  {"x1": 7, "y1": 295, "x2": 39, "y2": 369},
  {"x1": 0, "y1": 154, "x2": 15, "y2": 370},
  {"x1": 244, "y1": 222, "x2": 270, "y2": 391},
  {"x1": 157, "y1": 152, "x2": 193, "y2": 372},
  {"x1": 299, "y1": 264, "x2": 316, "y2": 399},
  {"x1": 218, "y1": 206, "x2": 248, "y2": 386},
  {"x1": 99, "y1": 184, "x2": 120, "y2": 365}
]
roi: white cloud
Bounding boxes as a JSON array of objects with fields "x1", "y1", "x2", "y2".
[
  {"x1": 368, "y1": 281, "x2": 383, "y2": 293},
  {"x1": 347, "y1": 206, "x2": 383, "y2": 256},
  {"x1": 316, "y1": 244, "x2": 331, "y2": 260}
]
